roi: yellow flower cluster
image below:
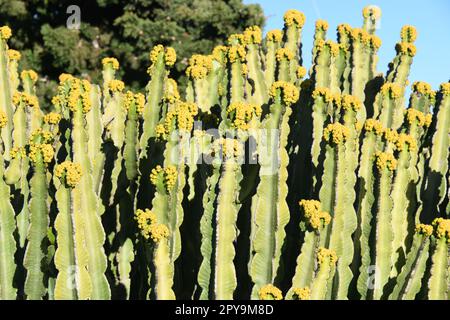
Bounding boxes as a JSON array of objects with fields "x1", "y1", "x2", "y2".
[
  {"x1": 299, "y1": 199, "x2": 331, "y2": 229},
  {"x1": 412, "y1": 81, "x2": 435, "y2": 98},
  {"x1": 369, "y1": 35, "x2": 382, "y2": 50},
  {"x1": 228, "y1": 34, "x2": 245, "y2": 45},
  {"x1": 400, "y1": 25, "x2": 417, "y2": 43},
  {"x1": 269, "y1": 81, "x2": 299, "y2": 105},
  {"x1": 323, "y1": 123, "x2": 350, "y2": 145},
  {"x1": 7, "y1": 49, "x2": 21, "y2": 61},
  {"x1": 316, "y1": 40, "x2": 340, "y2": 57},
  {"x1": 349, "y1": 28, "x2": 381, "y2": 50},
  {"x1": 341, "y1": 94, "x2": 362, "y2": 112},
  {"x1": 59, "y1": 73, "x2": 74, "y2": 84},
  {"x1": 374, "y1": 151, "x2": 397, "y2": 171},
  {"x1": 213, "y1": 138, "x2": 242, "y2": 159},
  {"x1": 227, "y1": 102, "x2": 262, "y2": 130},
  {"x1": 415, "y1": 224, "x2": 433, "y2": 237},
  {"x1": 315, "y1": 19, "x2": 329, "y2": 31},
  {"x1": 275, "y1": 48, "x2": 294, "y2": 61},
  {"x1": 337, "y1": 24, "x2": 352, "y2": 36},
  {"x1": 158, "y1": 102, "x2": 198, "y2": 137},
  {"x1": 21, "y1": 70, "x2": 38, "y2": 83},
  {"x1": 150, "y1": 165, "x2": 178, "y2": 192},
  {"x1": 395, "y1": 133, "x2": 417, "y2": 152},
  {"x1": 10, "y1": 146, "x2": 26, "y2": 159},
  {"x1": 258, "y1": 284, "x2": 283, "y2": 300},
  {"x1": 149, "y1": 45, "x2": 176, "y2": 67},
  {"x1": 134, "y1": 209, "x2": 170, "y2": 242},
  {"x1": 293, "y1": 287, "x2": 311, "y2": 300},
  {"x1": 383, "y1": 128, "x2": 399, "y2": 144},
  {"x1": 362, "y1": 5, "x2": 382, "y2": 19},
  {"x1": 228, "y1": 45, "x2": 247, "y2": 64},
  {"x1": 67, "y1": 79, "x2": 92, "y2": 113},
  {"x1": 296, "y1": 66, "x2": 307, "y2": 79},
  {"x1": 124, "y1": 91, "x2": 145, "y2": 115},
  {"x1": 29, "y1": 143, "x2": 54, "y2": 164},
  {"x1": 243, "y1": 26, "x2": 262, "y2": 45},
  {"x1": 43, "y1": 112, "x2": 62, "y2": 125},
  {"x1": 108, "y1": 79, "x2": 125, "y2": 93},
  {"x1": 12, "y1": 92, "x2": 39, "y2": 109},
  {"x1": 396, "y1": 42, "x2": 416, "y2": 57},
  {"x1": 186, "y1": 54, "x2": 213, "y2": 80},
  {"x1": 0, "y1": 26, "x2": 12, "y2": 40},
  {"x1": 404, "y1": 109, "x2": 432, "y2": 127},
  {"x1": 432, "y1": 218, "x2": 450, "y2": 242},
  {"x1": 440, "y1": 82, "x2": 450, "y2": 95},
  {"x1": 317, "y1": 247, "x2": 338, "y2": 266},
  {"x1": 30, "y1": 128, "x2": 53, "y2": 144},
  {"x1": 0, "y1": 110, "x2": 7, "y2": 128},
  {"x1": 54, "y1": 161, "x2": 82, "y2": 188},
  {"x1": 101, "y1": 57, "x2": 119, "y2": 70},
  {"x1": 312, "y1": 87, "x2": 332, "y2": 103},
  {"x1": 163, "y1": 78, "x2": 180, "y2": 104},
  {"x1": 266, "y1": 29, "x2": 283, "y2": 43},
  {"x1": 212, "y1": 45, "x2": 228, "y2": 63},
  {"x1": 283, "y1": 10, "x2": 306, "y2": 28},
  {"x1": 381, "y1": 83, "x2": 402, "y2": 99},
  {"x1": 364, "y1": 119, "x2": 383, "y2": 135}
]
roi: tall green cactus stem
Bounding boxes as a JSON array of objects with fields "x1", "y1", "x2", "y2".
[
  {"x1": 250, "y1": 82, "x2": 298, "y2": 297},
  {"x1": 228, "y1": 45, "x2": 247, "y2": 103},
  {"x1": 264, "y1": 30, "x2": 282, "y2": 88},
  {"x1": 243, "y1": 26, "x2": 268, "y2": 106},
  {"x1": 7, "y1": 49, "x2": 20, "y2": 94},
  {"x1": 370, "y1": 152, "x2": 397, "y2": 300},
  {"x1": 0, "y1": 26, "x2": 13, "y2": 158},
  {"x1": 420, "y1": 84, "x2": 450, "y2": 221},
  {"x1": 311, "y1": 20, "x2": 328, "y2": 66},
  {"x1": 286, "y1": 200, "x2": 331, "y2": 299},
  {"x1": 427, "y1": 218, "x2": 449, "y2": 299},
  {"x1": 139, "y1": 45, "x2": 176, "y2": 158},
  {"x1": 0, "y1": 146, "x2": 17, "y2": 299},
  {"x1": 24, "y1": 134, "x2": 54, "y2": 299},
  {"x1": 186, "y1": 55, "x2": 216, "y2": 112},
  {"x1": 53, "y1": 161, "x2": 91, "y2": 300},
  {"x1": 337, "y1": 24, "x2": 352, "y2": 95},
  {"x1": 389, "y1": 225, "x2": 432, "y2": 300},
  {"x1": 310, "y1": 248, "x2": 337, "y2": 299},
  {"x1": 69, "y1": 79, "x2": 110, "y2": 299},
  {"x1": 318, "y1": 122, "x2": 357, "y2": 299},
  {"x1": 377, "y1": 83, "x2": 404, "y2": 130},
  {"x1": 386, "y1": 26, "x2": 417, "y2": 87},
  {"x1": 282, "y1": 10, "x2": 305, "y2": 81}
]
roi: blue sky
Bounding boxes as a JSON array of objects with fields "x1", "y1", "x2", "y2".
[{"x1": 244, "y1": 0, "x2": 450, "y2": 92}]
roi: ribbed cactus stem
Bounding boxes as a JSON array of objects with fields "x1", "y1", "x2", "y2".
[{"x1": 0, "y1": 33, "x2": 13, "y2": 157}]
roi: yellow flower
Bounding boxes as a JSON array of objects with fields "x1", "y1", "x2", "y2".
[
  {"x1": 312, "y1": 87, "x2": 332, "y2": 103},
  {"x1": 404, "y1": 108, "x2": 431, "y2": 127},
  {"x1": 317, "y1": 247, "x2": 338, "y2": 266},
  {"x1": 396, "y1": 42, "x2": 416, "y2": 57},
  {"x1": 186, "y1": 54, "x2": 213, "y2": 80},
  {"x1": 0, "y1": 26, "x2": 12, "y2": 40},
  {"x1": 323, "y1": 123, "x2": 350, "y2": 145},
  {"x1": 21, "y1": 70, "x2": 38, "y2": 83},
  {"x1": 29, "y1": 143, "x2": 54, "y2": 164},
  {"x1": 293, "y1": 287, "x2": 311, "y2": 300},
  {"x1": 337, "y1": 24, "x2": 352, "y2": 37},
  {"x1": 135, "y1": 208, "x2": 169, "y2": 243},
  {"x1": 374, "y1": 151, "x2": 397, "y2": 171},
  {"x1": 350, "y1": 28, "x2": 371, "y2": 47},
  {"x1": 43, "y1": 112, "x2": 62, "y2": 125},
  {"x1": 415, "y1": 224, "x2": 433, "y2": 237},
  {"x1": 283, "y1": 10, "x2": 305, "y2": 28},
  {"x1": 315, "y1": 19, "x2": 328, "y2": 31},
  {"x1": 227, "y1": 102, "x2": 262, "y2": 130},
  {"x1": 243, "y1": 26, "x2": 262, "y2": 45},
  {"x1": 228, "y1": 45, "x2": 246, "y2": 64},
  {"x1": 149, "y1": 45, "x2": 176, "y2": 67},
  {"x1": 316, "y1": 40, "x2": 340, "y2": 57},
  {"x1": 395, "y1": 133, "x2": 417, "y2": 152},
  {"x1": 149, "y1": 224, "x2": 170, "y2": 242},
  {"x1": 165, "y1": 47, "x2": 177, "y2": 66},
  {"x1": 266, "y1": 29, "x2": 283, "y2": 43},
  {"x1": 108, "y1": 79, "x2": 125, "y2": 93},
  {"x1": 0, "y1": 110, "x2": 7, "y2": 128},
  {"x1": 150, "y1": 165, "x2": 178, "y2": 192},
  {"x1": 341, "y1": 94, "x2": 362, "y2": 112},
  {"x1": 432, "y1": 218, "x2": 450, "y2": 242},
  {"x1": 381, "y1": 83, "x2": 402, "y2": 99},
  {"x1": 440, "y1": 82, "x2": 450, "y2": 96},
  {"x1": 296, "y1": 66, "x2": 307, "y2": 79},
  {"x1": 258, "y1": 284, "x2": 283, "y2": 300},
  {"x1": 12, "y1": 92, "x2": 39, "y2": 109},
  {"x1": 7, "y1": 49, "x2": 21, "y2": 61},
  {"x1": 102, "y1": 57, "x2": 120, "y2": 70},
  {"x1": 212, "y1": 45, "x2": 228, "y2": 63},
  {"x1": 269, "y1": 81, "x2": 299, "y2": 105},
  {"x1": 412, "y1": 81, "x2": 435, "y2": 98},
  {"x1": 10, "y1": 146, "x2": 26, "y2": 159},
  {"x1": 299, "y1": 199, "x2": 331, "y2": 229},
  {"x1": 369, "y1": 35, "x2": 382, "y2": 50},
  {"x1": 383, "y1": 128, "x2": 399, "y2": 144},
  {"x1": 55, "y1": 161, "x2": 82, "y2": 188},
  {"x1": 400, "y1": 25, "x2": 417, "y2": 43},
  {"x1": 59, "y1": 73, "x2": 73, "y2": 84},
  {"x1": 275, "y1": 48, "x2": 294, "y2": 61}
]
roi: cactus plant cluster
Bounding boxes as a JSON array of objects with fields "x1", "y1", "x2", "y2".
[{"x1": 0, "y1": 7, "x2": 448, "y2": 300}]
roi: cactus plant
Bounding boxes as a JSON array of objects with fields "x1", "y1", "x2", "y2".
[{"x1": 0, "y1": 6, "x2": 448, "y2": 301}]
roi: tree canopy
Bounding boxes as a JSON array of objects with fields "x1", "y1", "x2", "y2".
[{"x1": 0, "y1": 0, "x2": 265, "y2": 100}]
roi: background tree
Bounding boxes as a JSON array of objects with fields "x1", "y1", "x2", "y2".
[{"x1": 0, "y1": 0, "x2": 265, "y2": 103}]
